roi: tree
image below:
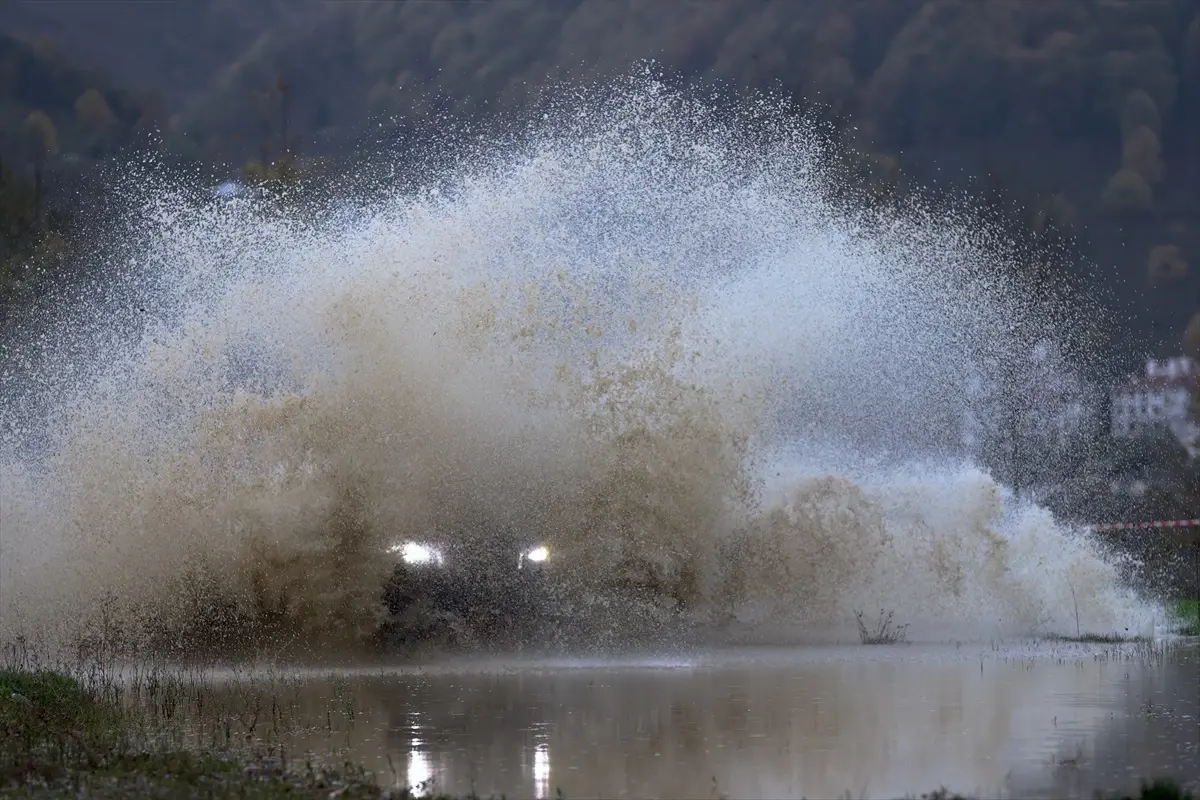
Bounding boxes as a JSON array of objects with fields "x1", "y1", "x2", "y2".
[
  {"x1": 1147, "y1": 244, "x2": 1188, "y2": 285},
  {"x1": 1185, "y1": 13, "x2": 1200, "y2": 89},
  {"x1": 0, "y1": 156, "x2": 38, "y2": 265},
  {"x1": 1122, "y1": 125, "x2": 1164, "y2": 184},
  {"x1": 22, "y1": 110, "x2": 58, "y2": 231},
  {"x1": 252, "y1": 84, "x2": 276, "y2": 168},
  {"x1": 276, "y1": 76, "x2": 293, "y2": 156},
  {"x1": 1183, "y1": 312, "x2": 1200, "y2": 359},
  {"x1": 1102, "y1": 168, "x2": 1153, "y2": 213},
  {"x1": 75, "y1": 88, "x2": 117, "y2": 134},
  {"x1": 0, "y1": 155, "x2": 79, "y2": 328},
  {"x1": 134, "y1": 91, "x2": 169, "y2": 135},
  {"x1": 74, "y1": 88, "x2": 118, "y2": 156},
  {"x1": 1119, "y1": 89, "x2": 1160, "y2": 137}
]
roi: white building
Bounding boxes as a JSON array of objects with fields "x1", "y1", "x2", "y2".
[{"x1": 1110, "y1": 356, "x2": 1199, "y2": 458}]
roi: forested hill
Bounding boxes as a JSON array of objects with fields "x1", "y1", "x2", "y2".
[{"x1": 3, "y1": 0, "x2": 1199, "y2": 358}]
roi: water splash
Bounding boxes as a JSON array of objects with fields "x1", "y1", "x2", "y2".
[{"x1": 0, "y1": 71, "x2": 1156, "y2": 658}]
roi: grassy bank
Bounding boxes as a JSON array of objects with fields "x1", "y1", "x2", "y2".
[
  {"x1": 0, "y1": 668, "x2": 413, "y2": 799},
  {"x1": 1172, "y1": 599, "x2": 1199, "y2": 636},
  {"x1": 1, "y1": 667, "x2": 1195, "y2": 799}
]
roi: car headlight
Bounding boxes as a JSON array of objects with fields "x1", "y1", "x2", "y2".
[
  {"x1": 521, "y1": 545, "x2": 550, "y2": 566},
  {"x1": 388, "y1": 541, "x2": 444, "y2": 565}
]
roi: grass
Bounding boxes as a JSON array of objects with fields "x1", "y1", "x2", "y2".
[
  {"x1": 0, "y1": 668, "x2": 126, "y2": 787},
  {"x1": 918, "y1": 783, "x2": 1194, "y2": 800},
  {"x1": 1171, "y1": 598, "x2": 1199, "y2": 636},
  {"x1": 0, "y1": 667, "x2": 436, "y2": 799},
  {"x1": 1, "y1": 750, "x2": 409, "y2": 799},
  {"x1": 855, "y1": 609, "x2": 910, "y2": 644},
  {"x1": 1045, "y1": 633, "x2": 1152, "y2": 644},
  {"x1": 1035, "y1": 596, "x2": 1199, "y2": 642}
]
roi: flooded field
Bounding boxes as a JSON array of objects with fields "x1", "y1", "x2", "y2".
[{"x1": 163, "y1": 641, "x2": 1199, "y2": 800}]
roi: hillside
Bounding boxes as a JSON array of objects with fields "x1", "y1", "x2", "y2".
[
  {"x1": 2, "y1": 0, "x2": 1198, "y2": 358},
  {"x1": 0, "y1": 33, "x2": 158, "y2": 162},
  {"x1": 3, "y1": 0, "x2": 318, "y2": 114},
  {"x1": 0, "y1": 31, "x2": 191, "y2": 325},
  {"x1": 179, "y1": 0, "x2": 1200, "y2": 357}
]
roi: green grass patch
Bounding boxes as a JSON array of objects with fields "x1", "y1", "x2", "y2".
[
  {"x1": 0, "y1": 668, "x2": 128, "y2": 786},
  {"x1": 1171, "y1": 599, "x2": 1199, "y2": 636}
]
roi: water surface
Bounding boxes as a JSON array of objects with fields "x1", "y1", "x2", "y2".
[{"x1": 203, "y1": 642, "x2": 1199, "y2": 799}]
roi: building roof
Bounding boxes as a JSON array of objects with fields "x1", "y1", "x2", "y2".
[{"x1": 1115, "y1": 356, "x2": 1199, "y2": 392}]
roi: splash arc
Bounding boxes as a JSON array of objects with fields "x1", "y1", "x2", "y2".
[{"x1": 0, "y1": 70, "x2": 1160, "y2": 657}]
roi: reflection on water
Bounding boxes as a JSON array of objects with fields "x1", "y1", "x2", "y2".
[
  {"x1": 207, "y1": 644, "x2": 1198, "y2": 799},
  {"x1": 533, "y1": 743, "x2": 550, "y2": 800},
  {"x1": 408, "y1": 749, "x2": 433, "y2": 797}
]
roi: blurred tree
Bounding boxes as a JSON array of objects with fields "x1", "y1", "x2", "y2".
[
  {"x1": 815, "y1": 9, "x2": 855, "y2": 54},
  {"x1": 1121, "y1": 125, "x2": 1164, "y2": 184},
  {"x1": 1184, "y1": 12, "x2": 1200, "y2": 89},
  {"x1": 1097, "y1": 40, "x2": 1178, "y2": 125},
  {"x1": 861, "y1": 152, "x2": 902, "y2": 212},
  {"x1": 1119, "y1": 88, "x2": 1161, "y2": 137},
  {"x1": 241, "y1": 155, "x2": 298, "y2": 188},
  {"x1": 252, "y1": 83, "x2": 277, "y2": 168},
  {"x1": 1102, "y1": 168, "x2": 1153, "y2": 213},
  {"x1": 240, "y1": 151, "x2": 330, "y2": 198},
  {"x1": 22, "y1": 110, "x2": 57, "y2": 231},
  {"x1": 973, "y1": 154, "x2": 1081, "y2": 305},
  {"x1": 1147, "y1": 244, "x2": 1188, "y2": 285},
  {"x1": 805, "y1": 10, "x2": 857, "y2": 116},
  {"x1": 0, "y1": 154, "x2": 77, "y2": 326},
  {"x1": 75, "y1": 88, "x2": 116, "y2": 134},
  {"x1": 133, "y1": 90, "x2": 169, "y2": 136},
  {"x1": 807, "y1": 57, "x2": 856, "y2": 114},
  {"x1": 310, "y1": 100, "x2": 333, "y2": 132},
  {"x1": 1183, "y1": 312, "x2": 1200, "y2": 358},
  {"x1": 74, "y1": 88, "x2": 117, "y2": 156},
  {"x1": 0, "y1": 156, "x2": 37, "y2": 264},
  {"x1": 276, "y1": 76, "x2": 292, "y2": 156}
]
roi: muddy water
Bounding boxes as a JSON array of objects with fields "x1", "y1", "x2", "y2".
[{"x1": 199, "y1": 642, "x2": 1198, "y2": 799}]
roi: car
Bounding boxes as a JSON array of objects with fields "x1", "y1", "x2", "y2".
[
  {"x1": 375, "y1": 529, "x2": 722, "y2": 651},
  {"x1": 380, "y1": 529, "x2": 559, "y2": 646}
]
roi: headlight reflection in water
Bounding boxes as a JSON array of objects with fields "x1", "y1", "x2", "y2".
[
  {"x1": 533, "y1": 743, "x2": 551, "y2": 799},
  {"x1": 407, "y1": 748, "x2": 434, "y2": 797}
]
